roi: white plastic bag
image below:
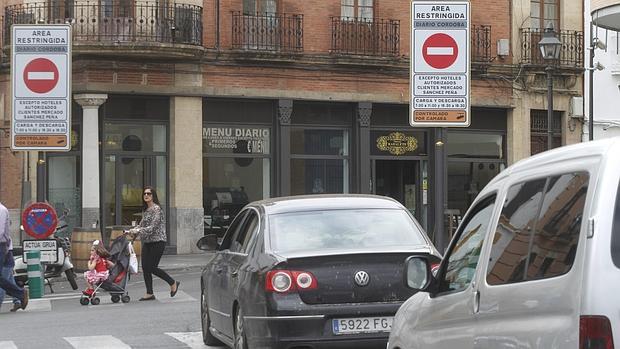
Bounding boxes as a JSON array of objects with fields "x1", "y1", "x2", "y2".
[{"x1": 128, "y1": 242, "x2": 139, "y2": 274}]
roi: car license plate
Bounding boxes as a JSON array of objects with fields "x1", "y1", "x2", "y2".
[{"x1": 332, "y1": 316, "x2": 393, "y2": 335}]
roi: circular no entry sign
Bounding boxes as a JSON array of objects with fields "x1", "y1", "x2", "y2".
[
  {"x1": 22, "y1": 202, "x2": 58, "y2": 239},
  {"x1": 422, "y1": 33, "x2": 459, "y2": 69},
  {"x1": 23, "y1": 58, "x2": 59, "y2": 94}
]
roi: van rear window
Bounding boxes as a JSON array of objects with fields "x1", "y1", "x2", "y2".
[{"x1": 612, "y1": 179, "x2": 620, "y2": 268}]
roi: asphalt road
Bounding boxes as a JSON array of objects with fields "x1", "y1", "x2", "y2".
[{"x1": 0, "y1": 266, "x2": 225, "y2": 349}]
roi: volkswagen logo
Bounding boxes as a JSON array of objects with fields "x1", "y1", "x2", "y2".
[{"x1": 354, "y1": 271, "x2": 370, "y2": 287}]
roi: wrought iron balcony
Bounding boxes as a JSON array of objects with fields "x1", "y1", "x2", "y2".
[
  {"x1": 3, "y1": 1, "x2": 202, "y2": 47},
  {"x1": 231, "y1": 12, "x2": 303, "y2": 52},
  {"x1": 472, "y1": 25, "x2": 492, "y2": 64},
  {"x1": 520, "y1": 28, "x2": 583, "y2": 68},
  {"x1": 330, "y1": 17, "x2": 400, "y2": 57}
]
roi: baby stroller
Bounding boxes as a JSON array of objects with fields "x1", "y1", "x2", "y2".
[{"x1": 80, "y1": 235, "x2": 133, "y2": 305}]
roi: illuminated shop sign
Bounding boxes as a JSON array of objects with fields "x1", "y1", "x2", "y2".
[{"x1": 203, "y1": 127, "x2": 270, "y2": 154}]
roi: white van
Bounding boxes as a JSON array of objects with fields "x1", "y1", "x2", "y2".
[{"x1": 388, "y1": 137, "x2": 620, "y2": 349}]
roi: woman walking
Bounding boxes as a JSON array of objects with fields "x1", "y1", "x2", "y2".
[{"x1": 128, "y1": 186, "x2": 179, "y2": 301}]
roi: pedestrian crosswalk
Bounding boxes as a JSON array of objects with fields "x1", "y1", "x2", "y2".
[
  {"x1": 0, "y1": 290, "x2": 196, "y2": 313},
  {"x1": 0, "y1": 332, "x2": 225, "y2": 349}
]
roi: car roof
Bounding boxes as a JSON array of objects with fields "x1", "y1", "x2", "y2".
[
  {"x1": 486, "y1": 136, "x2": 620, "y2": 189},
  {"x1": 248, "y1": 194, "x2": 405, "y2": 215}
]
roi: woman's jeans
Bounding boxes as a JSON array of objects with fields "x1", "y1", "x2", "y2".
[{"x1": 141, "y1": 241, "x2": 174, "y2": 294}]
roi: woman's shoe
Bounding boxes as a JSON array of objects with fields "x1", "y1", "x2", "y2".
[
  {"x1": 170, "y1": 281, "x2": 180, "y2": 297},
  {"x1": 139, "y1": 295, "x2": 156, "y2": 301}
]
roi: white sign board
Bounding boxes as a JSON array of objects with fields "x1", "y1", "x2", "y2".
[
  {"x1": 11, "y1": 25, "x2": 71, "y2": 151},
  {"x1": 410, "y1": 1, "x2": 470, "y2": 127},
  {"x1": 22, "y1": 239, "x2": 59, "y2": 263}
]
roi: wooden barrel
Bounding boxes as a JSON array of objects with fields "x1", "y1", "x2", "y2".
[
  {"x1": 71, "y1": 227, "x2": 102, "y2": 272},
  {"x1": 110, "y1": 227, "x2": 141, "y2": 266}
]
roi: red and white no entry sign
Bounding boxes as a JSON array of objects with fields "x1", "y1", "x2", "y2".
[
  {"x1": 422, "y1": 33, "x2": 458, "y2": 69},
  {"x1": 23, "y1": 58, "x2": 59, "y2": 94}
]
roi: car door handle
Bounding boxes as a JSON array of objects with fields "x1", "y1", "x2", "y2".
[
  {"x1": 231, "y1": 270, "x2": 239, "y2": 278},
  {"x1": 473, "y1": 290, "x2": 480, "y2": 314}
]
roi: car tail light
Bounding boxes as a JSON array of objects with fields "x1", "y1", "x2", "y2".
[
  {"x1": 265, "y1": 270, "x2": 318, "y2": 293},
  {"x1": 580, "y1": 315, "x2": 614, "y2": 349}
]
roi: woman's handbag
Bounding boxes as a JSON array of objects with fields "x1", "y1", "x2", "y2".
[{"x1": 128, "y1": 242, "x2": 139, "y2": 274}]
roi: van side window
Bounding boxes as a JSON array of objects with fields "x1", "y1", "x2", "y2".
[
  {"x1": 487, "y1": 179, "x2": 546, "y2": 284},
  {"x1": 529, "y1": 173, "x2": 588, "y2": 280},
  {"x1": 487, "y1": 172, "x2": 589, "y2": 285},
  {"x1": 440, "y1": 195, "x2": 496, "y2": 293},
  {"x1": 611, "y1": 178, "x2": 620, "y2": 268}
]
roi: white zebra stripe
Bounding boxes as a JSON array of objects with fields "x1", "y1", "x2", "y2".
[
  {"x1": 0, "y1": 341, "x2": 18, "y2": 349},
  {"x1": 64, "y1": 335, "x2": 131, "y2": 349},
  {"x1": 166, "y1": 332, "x2": 218, "y2": 348}
]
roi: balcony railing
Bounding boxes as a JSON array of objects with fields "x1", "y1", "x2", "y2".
[
  {"x1": 472, "y1": 24, "x2": 492, "y2": 63},
  {"x1": 520, "y1": 28, "x2": 583, "y2": 68},
  {"x1": 331, "y1": 17, "x2": 400, "y2": 57},
  {"x1": 231, "y1": 12, "x2": 303, "y2": 52},
  {"x1": 3, "y1": 1, "x2": 203, "y2": 47}
]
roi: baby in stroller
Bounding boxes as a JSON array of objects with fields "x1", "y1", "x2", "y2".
[
  {"x1": 80, "y1": 235, "x2": 133, "y2": 305},
  {"x1": 82, "y1": 240, "x2": 114, "y2": 297}
]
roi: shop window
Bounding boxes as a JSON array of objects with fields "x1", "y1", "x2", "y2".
[
  {"x1": 447, "y1": 132, "x2": 505, "y2": 226},
  {"x1": 530, "y1": 110, "x2": 562, "y2": 155},
  {"x1": 290, "y1": 129, "x2": 349, "y2": 195},
  {"x1": 103, "y1": 123, "x2": 166, "y2": 153},
  {"x1": 203, "y1": 125, "x2": 271, "y2": 237},
  {"x1": 47, "y1": 121, "x2": 81, "y2": 236}
]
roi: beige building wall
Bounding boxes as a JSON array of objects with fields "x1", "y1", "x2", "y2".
[{"x1": 507, "y1": 0, "x2": 584, "y2": 164}]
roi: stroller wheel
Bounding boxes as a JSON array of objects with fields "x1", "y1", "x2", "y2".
[
  {"x1": 80, "y1": 297, "x2": 90, "y2": 306},
  {"x1": 91, "y1": 297, "x2": 101, "y2": 305},
  {"x1": 121, "y1": 295, "x2": 131, "y2": 303},
  {"x1": 111, "y1": 295, "x2": 121, "y2": 303}
]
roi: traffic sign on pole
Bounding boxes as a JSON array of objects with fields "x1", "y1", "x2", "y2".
[
  {"x1": 410, "y1": 1, "x2": 470, "y2": 127},
  {"x1": 22, "y1": 202, "x2": 58, "y2": 239},
  {"x1": 11, "y1": 24, "x2": 72, "y2": 151}
]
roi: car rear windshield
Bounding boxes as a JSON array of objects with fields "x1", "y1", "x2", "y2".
[
  {"x1": 268, "y1": 209, "x2": 427, "y2": 253},
  {"x1": 612, "y1": 178, "x2": 620, "y2": 268}
]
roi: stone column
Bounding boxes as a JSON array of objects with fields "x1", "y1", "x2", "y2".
[
  {"x1": 170, "y1": 96, "x2": 203, "y2": 254},
  {"x1": 74, "y1": 94, "x2": 107, "y2": 227}
]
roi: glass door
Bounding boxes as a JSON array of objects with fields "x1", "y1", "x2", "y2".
[
  {"x1": 103, "y1": 155, "x2": 164, "y2": 227},
  {"x1": 372, "y1": 160, "x2": 420, "y2": 217}
]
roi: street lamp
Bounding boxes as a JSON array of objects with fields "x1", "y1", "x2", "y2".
[{"x1": 538, "y1": 25, "x2": 562, "y2": 150}]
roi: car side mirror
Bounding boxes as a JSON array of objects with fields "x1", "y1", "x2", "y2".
[
  {"x1": 404, "y1": 256, "x2": 432, "y2": 291},
  {"x1": 197, "y1": 234, "x2": 219, "y2": 251}
]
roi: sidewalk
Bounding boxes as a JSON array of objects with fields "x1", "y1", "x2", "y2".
[{"x1": 158, "y1": 251, "x2": 214, "y2": 272}]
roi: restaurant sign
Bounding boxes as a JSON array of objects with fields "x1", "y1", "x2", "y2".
[{"x1": 203, "y1": 127, "x2": 270, "y2": 154}]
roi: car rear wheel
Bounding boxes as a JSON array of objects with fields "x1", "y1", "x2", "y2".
[
  {"x1": 201, "y1": 287, "x2": 223, "y2": 346},
  {"x1": 234, "y1": 306, "x2": 248, "y2": 349}
]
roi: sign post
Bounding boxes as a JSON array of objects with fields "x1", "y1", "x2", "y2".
[
  {"x1": 410, "y1": 2, "x2": 470, "y2": 127},
  {"x1": 11, "y1": 24, "x2": 72, "y2": 151}
]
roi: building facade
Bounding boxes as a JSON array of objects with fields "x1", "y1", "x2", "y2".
[
  {"x1": 586, "y1": 0, "x2": 620, "y2": 140},
  {"x1": 0, "y1": 0, "x2": 584, "y2": 253}
]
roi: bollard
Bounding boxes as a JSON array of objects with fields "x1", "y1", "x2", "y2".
[{"x1": 26, "y1": 250, "x2": 44, "y2": 299}]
